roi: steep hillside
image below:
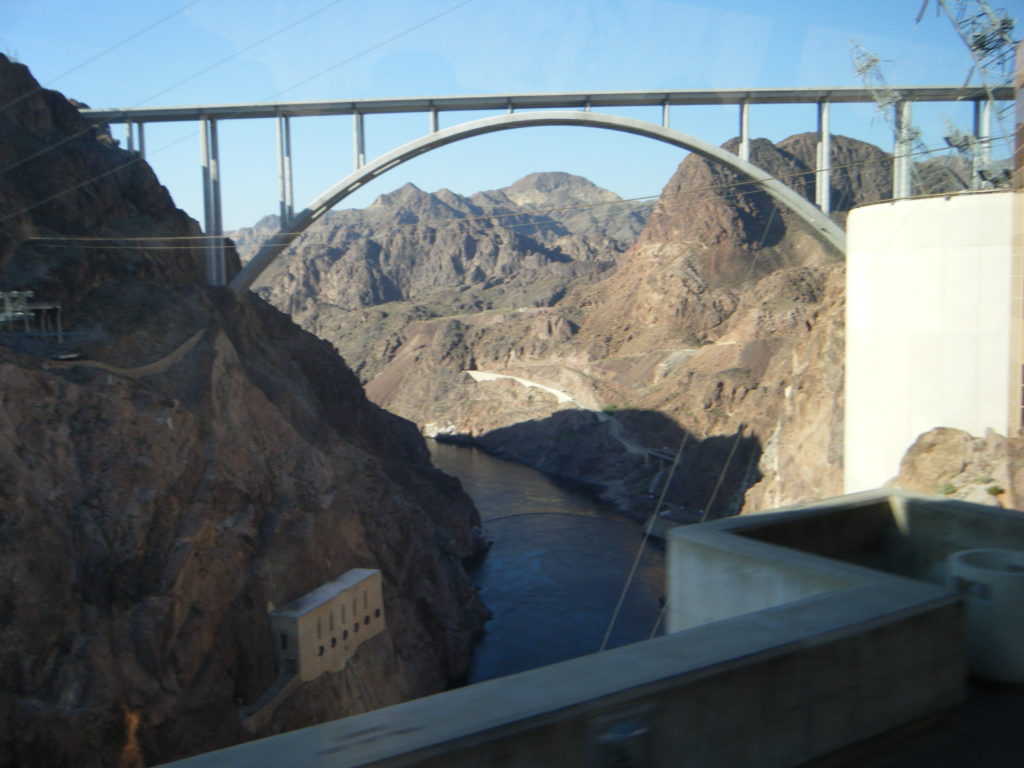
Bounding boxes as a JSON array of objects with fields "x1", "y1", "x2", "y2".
[
  {"x1": 0, "y1": 55, "x2": 486, "y2": 767},
  {"x1": 230, "y1": 173, "x2": 653, "y2": 319},
  {"x1": 339, "y1": 134, "x2": 890, "y2": 516}
]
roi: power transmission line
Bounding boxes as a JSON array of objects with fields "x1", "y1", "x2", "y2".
[
  {"x1": 0, "y1": 0, "x2": 203, "y2": 115},
  {"x1": 0, "y1": 0, "x2": 480, "y2": 225}
]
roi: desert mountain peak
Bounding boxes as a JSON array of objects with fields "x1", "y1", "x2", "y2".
[{"x1": 499, "y1": 171, "x2": 622, "y2": 208}]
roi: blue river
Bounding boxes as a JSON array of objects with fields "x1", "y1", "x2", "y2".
[{"x1": 427, "y1": 440, "x2": 666, "y2": 683}]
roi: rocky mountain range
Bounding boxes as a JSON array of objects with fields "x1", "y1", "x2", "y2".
[
  {"x1": 230, "y1": 171, "x2": 652, "y2": 319},
  {"x1": 243, "y1": 131, "x2": 898, "y2": 518},
  {"x1": 0, "y1": 55, "x2": 488, "y2": 767}
]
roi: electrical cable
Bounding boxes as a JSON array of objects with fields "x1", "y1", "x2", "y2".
[
  {"x1": 599, "y1": 432, "x2": 689, "y2": 652},
  {"x1": 0, "y1": 0, "x2": 481, "y2": 226},
  {"x1": 259, "y1": 0, "x2": 476, "y2": 103},
  {"x1": 0, "y1": 0, "x2": 353, "y2": 178},
  {"x1": 0, "y1": 0, "x2": 203, "y2": 115},
  {"x1": 640, "y1": 202, "x2": 780, "y2": 640}
]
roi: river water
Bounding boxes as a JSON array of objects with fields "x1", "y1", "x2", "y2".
[{"x1": 427, "y1": 441, "x2": 666, "y2": 683}]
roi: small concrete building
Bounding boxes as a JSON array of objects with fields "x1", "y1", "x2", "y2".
[{"x1": 270, "y1": 569, "x2": 385, "y2": 682}]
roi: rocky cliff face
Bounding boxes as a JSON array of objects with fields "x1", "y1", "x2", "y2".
[
  {"x1": 313, "y1": 134, "x2": 889, "y2": 517},
  {"x1": 894, "y1": 427, "x2": 1024, "y2": 509},
  {"x1": 0, "y1": 55, "x2": 486, "y2": 767},
  {"x1": 230, "y1": 172, "x2": 652, "y2": 320}
]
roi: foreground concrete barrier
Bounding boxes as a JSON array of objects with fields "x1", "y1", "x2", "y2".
[{"x1": 161, "y1": 489, "x2": 1024, "y2": 768}]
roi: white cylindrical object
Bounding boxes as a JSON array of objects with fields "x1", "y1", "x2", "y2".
[
  {"x1": 844, "y1": 192, "x2": 1014, "y2": 493},
  {"x1": 947, "y1": 548, "x2": 1024, "y2": 683}
]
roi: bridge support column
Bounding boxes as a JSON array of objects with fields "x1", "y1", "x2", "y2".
[
  {"x1": 429, "y1": 109, "x2": 438, "y2": 133},
  {"x1": 972, "y1": 98, "x2": 992, "y2": 188},
  {"x1": 125, "y1": 120, "x2": 134, "y2": 153},
  {"x1": 276, "y1": 115, "x2": 294, "y2": 226},
  {"x1": 816, "y1": 101, "x2": 831, "y2": 213},
  {"x1": 893, "y1": 101, "x2": 913, "y2": 199},
  {"x1": 200, "y1": 117, "x2": 226, "y2": 286},
  {"x1": 739, "y1": 101, "x2": 750, "y2": 162},
  {"x1": 662, "y1": 101, "x2": 670, "y2": 128},
  {"x1": 353, "y1": 112, "x2": 365, "y2": 169},
  {"x1": 137, "y1": 122, "x2": 145, "y2": 159}
]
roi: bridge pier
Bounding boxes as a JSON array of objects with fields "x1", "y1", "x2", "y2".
[
  {"x1": 276, "y1": 115, "x2": 294, "y2": 226},
  {"x1": 738, "y1": 101, "x2": 750, "y2": 162},
  {"x1": 125, "y1": 119, "x2": 146, "y2": 157},
  {"x1": 972, "y1": 98, "x2": 992, "y2": 189},
  {"x1": 892, "y1": 100, "x2": 914, "y2": 199},
  {"x1": 353, "y1": 112, "x2": 365, "y2": 169},
  {"x1": 200, "y1": 117, "x2": 226, "y2": 286},
  {"x1": 816, "y1": 101, "x2": 831, "y2": 213}
]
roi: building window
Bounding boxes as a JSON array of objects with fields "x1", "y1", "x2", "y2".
[
  {"x1": 374, "y1": 608, "x2": 381, "y2": 619},
  {"x1": 318, "y1": 645, "x2": 324, "y2": 656},
  {"x1": 329, "y1": 613, "x2": 334, "y2": 632},
  {"x1": 317, "y1": 618, "x2": 322, "y2": 639},
  {"x1": 364, "y1": 616, "x2": 369, "y2": 626},
  {"x1": 343, "y1": 630, "x2": 348, "y2": 640},
  {"x1": 363, "y1": 592, "x2": 368, "y2": 610},
  {"x1": 331, "y1": 638, "x2": 337, "y2": 648},
  {"x1": 341, "y1": 604, "x2": 346, "y2": 622},
  {"x1": 354, "y1": 623, "x2": 359, "y2": 633},
  {"x1": 280, "y1": 633, "x2": 288, "y2": 650}
]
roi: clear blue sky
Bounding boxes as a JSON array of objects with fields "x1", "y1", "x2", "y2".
[{"x1": 3, "y1": 0, "x2": 1020, "y2": 229}]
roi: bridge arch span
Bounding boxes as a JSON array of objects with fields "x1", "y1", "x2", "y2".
[{"x1": 229, "y1": 111, "x2": 846, "y2": 296}]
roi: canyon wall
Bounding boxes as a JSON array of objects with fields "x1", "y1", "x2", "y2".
[
  {"x1": 0, "y1": 55, "x2": 487, "y2": 767},
  {"x1": 253, "y1": 132, "x2": 890, "y2": 518}
]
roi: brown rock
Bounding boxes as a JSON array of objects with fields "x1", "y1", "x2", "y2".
[
  {"x1": 894, "y1": 427, "x2": 1024, "y2": 508},
  {"x1": 0, "y1": 55, "x2": 487, "y2": 767}
]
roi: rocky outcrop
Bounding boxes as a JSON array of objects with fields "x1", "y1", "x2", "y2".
[
  {"x1": 350, "y1": 135, "x2": 887, "y2": 516},
  {"x1": 230, "y1": 173, "x2": 652, "y2": 320},
  {"x1": 894, "y1": 427, "x2": 1024, "y2": 509},
  {"x1": 0, "y1": 55, "x2": 487, "y2": 767},
  {"x1": 239, "y1": 126, "x2": 892, "y2": 519}
]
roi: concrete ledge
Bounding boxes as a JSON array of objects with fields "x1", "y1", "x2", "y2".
[
  {"x1": 161, "y1": 595, "x2": 962, "y2": 767},
  {"x1": 161, "y1": 493, "x2": 966, "y2": 767}
]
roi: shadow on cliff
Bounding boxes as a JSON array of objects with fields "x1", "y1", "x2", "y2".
[{"x1": 464, "y1": 407, "x2": 762, "y2": 521}]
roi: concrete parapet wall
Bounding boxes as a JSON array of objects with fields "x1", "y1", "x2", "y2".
[
  {"x1": 159, "y1": 590, "x2": 962, "y2": 768},
  {"x1": 666, "y1": 531, "x2": 859, "y2": 632},
  {"x1": 744, "y1": 489, "x2": 1024, "y2": 585},
  {"x1": 160, "y1": 491, "x2": 970, "y2": 768}
]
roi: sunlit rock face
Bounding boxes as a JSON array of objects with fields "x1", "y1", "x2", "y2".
[
  {"x1": 264, "y1": 130, "x2": 891, "y2": 518},
  {"x1": 230, "y1": 171, "x2": 653, "y2": 319},
  {"x1": 895, "y1": 427, "x2": 1024, "y2": 508},
  {"x1": 0, "y1": 55, "x2": 487, "y2": 767}
]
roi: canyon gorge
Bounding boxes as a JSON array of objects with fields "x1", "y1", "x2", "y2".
[{"x1": 2, "y1": 46, "x2": 1020, "y2": 768}]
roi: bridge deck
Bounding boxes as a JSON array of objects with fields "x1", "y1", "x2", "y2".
[{"x1": 81, "y1": 85, "x2": 1010, "y2": 123}]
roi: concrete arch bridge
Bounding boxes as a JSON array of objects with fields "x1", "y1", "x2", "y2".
[{"x1": 81, "y1": 86, "x2": 1009, "y2": 292}]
